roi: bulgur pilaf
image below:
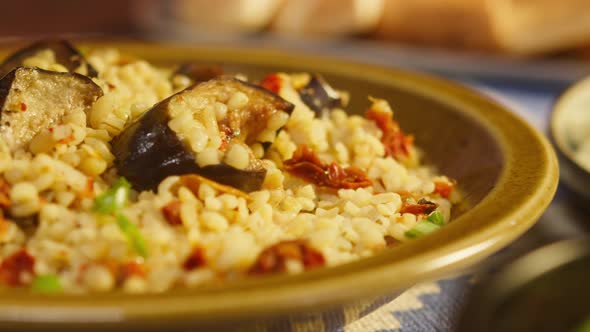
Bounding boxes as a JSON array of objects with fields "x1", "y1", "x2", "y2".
[{"x1": 0, "y1": 41, "x2": 459, "y2": 293}]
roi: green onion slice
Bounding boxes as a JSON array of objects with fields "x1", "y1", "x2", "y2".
[
  {"x1": 426, "y1": 211, "x2": 445, "y2": 226},
  {"x1": 31, "y1": 274, "x2": 62, "y2": 293},
  {"x1": 116, "y1": 213, "x2": 148, "y2": 258},
  {"x1": 93, "y1": 177, "x2": 131, "y2": 214},
  {"x1": 405, "y1": 221, "x2": 441, "y2": 239}
]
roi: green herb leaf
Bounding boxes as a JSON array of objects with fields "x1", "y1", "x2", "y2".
[
  {"x1": 116, "y1": 213, "x2": 148, "y2": 258},
  {"x1": 93, "y1": 177, "x2": 131, "y2": 214},
  {"x1": 426, "y1": 211, "x2": 445, "y2": 226},
  {"x1": 31, "y1": 274, "x2": 62, "y2": 293},
  {"x1": 405, "y1": 221, "x2": 441, "y2": 239}
]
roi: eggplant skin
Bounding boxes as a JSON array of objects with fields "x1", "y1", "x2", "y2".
[
  {"x1": 111, "y1": 97, "x2": 200, "y2": 192},
  {"x1": 173, "y1": 63, "x2": 223, "y2": 83},
  {"x1": 298, "y1": 74, "x2": 343, "y2": 113},
  {"x1": 112, "y1": 78, "x2": 293, "y2": 192},
  {"x1": 111, "y1": 98, "x2": 267, "y2": 192},
  {"x1": 222, "y1": 78, "x2": 294, "y2": 144},
  {"x1": 0, "y1": 40, "x2": 98, "y2": 78},
  {"x1": 0, "y1": 67, "x2": 103, "y2": 151},
  {"x1": 196, "y1": 164, "x2": 266, "y2": 193}
]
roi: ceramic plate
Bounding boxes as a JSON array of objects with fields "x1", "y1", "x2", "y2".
[{"x1": 0, "y1": 41, "x2": 559, "y2": 331}]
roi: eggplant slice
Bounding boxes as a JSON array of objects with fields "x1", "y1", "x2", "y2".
[
  {"x1": 173, "y1": 63, "x2": 224, "y2": 83},
  {"x1": 298, "y1": 74, "x2": 344, "y2": 113},
  {"x1": 112, "y1": 78, "x2": 294, "y2": 192},
  {"x1": 0, "y1": 40, "x2": 98, "y2": 78},
  {"x1": 0, "y1": 67, "x2": 103, "y2": 152}
]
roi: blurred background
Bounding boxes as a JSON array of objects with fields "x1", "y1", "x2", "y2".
[{"x1": 4, "y1": 0, "x2": 590, "y2": 83}]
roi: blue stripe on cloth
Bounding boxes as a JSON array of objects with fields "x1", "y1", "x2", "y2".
[
  {"x1": 379, "y1": 276, "x2": 472, "y2": 332},
  {"x1": 328, "y1": 293, "x2": 402, "y2": 332},
  {"x1": 358, "y1": 294, "x2": 402, "y2": 319}
]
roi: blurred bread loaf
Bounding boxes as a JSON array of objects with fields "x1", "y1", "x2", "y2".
[
  {"x1": 270, "y1": 0, "x2": 384, "y2": 36},
  {"x1": 487, "y1": 0, "x2": 590, "y2": 55},
  {"x1": 133, "y1": 0, "x2": 590, "y2": 56},
  {"x1": 172, "y1": 0, "x2": 284, "y2": 32},
  {"x1": 375, "y1": 0, "x2": 590, "y2": 55},
  {"x1": 375, "y1": 0, "x2": 496, "y2": 51}
]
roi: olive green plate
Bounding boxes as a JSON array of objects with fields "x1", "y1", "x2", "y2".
[{"x1": 0, "y1": 42, "x2": 558, "y2": 331}]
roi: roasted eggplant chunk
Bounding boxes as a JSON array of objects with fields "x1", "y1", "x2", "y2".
[
  {"x1": 196, "y1": 163, "x2": 266, "y2": 193},
  {"x1": 298, "y1": 74, "x2": 344, "y2": 113},
  {"x1": 112, "y1": 78, "x2": 294, "y2": 192},
  {"x1": 0, "y1": 40, "x2": 98, "y2": 78},
  {"x1": 0, "y1": 67, "x2": 103, "y2": 151},
  {"x1": 173, "y1": 63, "x2": 224, "y2": 83}
]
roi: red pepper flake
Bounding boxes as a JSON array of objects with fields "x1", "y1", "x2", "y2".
[
  {"x1": 48, "y1": 127, "x2": 54, "y2": 133},
  {"x1": 218, "y1": 134, "x2": 228, "y2": 151},
  {"x1": 161, "y1": 200, "x2": 182, "y2": 226},
  {"x1": 365, "y1": 108, "x2": 414, "y2": 159},
  {"x1": 58, "y1": 134, "x2": 75, "y2": 145},
  {"x1": 400, "y1": 198, "x2": 438, "y2": 215},
  {"x1": 0, "y1": 211, "x2": 8, "y2": 238},
  {"x1": 434, "y1": 180, "x2": 455, "y2": 199},
  {"x1": 107, "y1": 82, "x2": 116, "y2": 90},
  {"x1": 0, "y1": 249, "x2": 35, "y2": 287},
  {"x1": 260, "y1": 73, "x2": 281, "y2": 94},
  {"x1": 249, "y1": 240, "x2": 325, "y2": 275},
  {"x1": 19, "y1": 103, "x2": 27, "y2": 112},
  {"x1": 283, "y1": 145, "x2": 372, "y2": 189},
  {"x1": 119, "y1": 261, "x2": 146, "y2": 280},
  {"x1": 77, "y1": 263, "x2": 89, "y2": 281},
  {"x1": 77, "y1": 178, "x2": 95, "y2": 199},
  {"x1": 218, "y1": 124, "x2": 234, "y2": 152},
  {"x1": 0, "y1": 178, "x2": 10, "y2": 210},
  {"x1": 86, "y1": 178, "x2": 94, "y2": 195},
  {"x1": 183, "y1": 247, "x2": 207, "y2": 271},
  {"x1": 384, "y1": 235, "x2": 400, "y2": 247}
]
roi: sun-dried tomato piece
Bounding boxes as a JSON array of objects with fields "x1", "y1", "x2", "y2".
[
  {"x1": 183, "y1": 247, "x2": 207, "y2": 271},
  {"x1": 259, "y1": 73, "x2": 281, "y2": 93},
  {"x1": 161, "y1": 200, "x2": 182, "y2": 226},
  {"x1": 249, "y1": 240, "x2": 325, "y2": 275},
  {"x1": 283, "y1": 145, "x2": 372, "y2": 189},
  {"x1": 0, "y1": 178, "x2": 10, "y2": 210},
  {"x1": 400, "y1": 198, "x2": 438, "y2": 215},
  {"x1": 366, "y1": 108, "x2": 414, "y2": 159},
  {"x1": 434, "y1": 180, "x2": 455, "y2": 199},
  {"x1": 0, "y1": 249, "x2": 35, "y2": 287}
]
